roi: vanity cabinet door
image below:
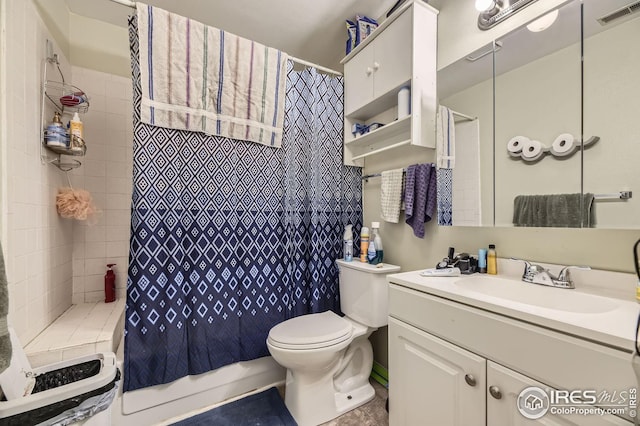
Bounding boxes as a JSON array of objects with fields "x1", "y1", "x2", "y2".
[
  {"x1": 389, "y1": 317, "x2": 486, "y2": 426},
  {"x1": 487, "y1": 361, "x2": 631, "y2": 426}
]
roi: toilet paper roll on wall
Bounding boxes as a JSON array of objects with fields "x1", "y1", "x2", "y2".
[
  {"x1": 521, "y1": 139, "x2": 548, "y2": 161},
  {"x1": 550, "y1": 133, "x2": 576, "y2": 157},
  {"x1": 507, "y1": 136, "x2": 529, "y2": 157}
]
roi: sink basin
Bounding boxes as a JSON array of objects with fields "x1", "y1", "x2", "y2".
[{"x1": 452, "y1": 275, "x2": 620, "y2": 314}]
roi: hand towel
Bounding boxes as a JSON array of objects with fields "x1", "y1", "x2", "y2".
[
  {"x1": 380, "y1": 169, "x2": 404, "y2": 223},
  {"x1": 405, "y1": 163, "x2": 437, "y2": 238},
  {"x1": 436, "y1": 105, "x2": 456, "y2": 169},
  {"x1": 0, "y1": 243, "x2": 11, "y2": 374},
  {"x1": 512, "y1": 193, "x2": 595, "y2": 228},
  {"x1": 136, "y1": 4, "x2": 289, "y2": 147}
]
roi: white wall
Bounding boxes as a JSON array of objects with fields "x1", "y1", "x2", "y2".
[
  {"x1": 1, "y1": 0, "x2": 74, "y2": 344},
  {"x1": 70, "y1": 66, "x2": 133, "y2": 303}
]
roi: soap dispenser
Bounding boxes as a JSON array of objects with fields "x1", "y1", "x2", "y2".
[{"x1": 105, "y1": 264, "x2": 116, "y2": 303}]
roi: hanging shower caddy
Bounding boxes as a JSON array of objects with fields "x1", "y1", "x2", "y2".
[{"x1": 40, "y1": 40, "x2": 89, "y2": 171}]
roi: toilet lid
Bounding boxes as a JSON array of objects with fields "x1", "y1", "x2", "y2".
[{"x1": 268, "y1": 311, "x2": 353, "y2": 350}]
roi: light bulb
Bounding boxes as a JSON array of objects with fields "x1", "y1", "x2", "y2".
[
  {"x1": 526, "y1": 9, "x2": 559, "y2": 32},
  {"x1": 475, "y1": 0, "x2": 495, "y2": 12}
]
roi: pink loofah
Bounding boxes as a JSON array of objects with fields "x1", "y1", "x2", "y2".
[{"x1": 56, "y1": 187, "x2": 98, "y2": 222}]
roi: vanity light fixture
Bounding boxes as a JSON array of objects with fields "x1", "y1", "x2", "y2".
[
  {"x1": 526, "y1": 9, "x2": 559, "y2": 32},
  {"x1": 477, "y1": 0, "x2": 539, "y2": 30}
]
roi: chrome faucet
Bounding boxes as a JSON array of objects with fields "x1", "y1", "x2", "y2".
[{"x1": 511, "y1": 258, "x2": 590, "y2": 289}]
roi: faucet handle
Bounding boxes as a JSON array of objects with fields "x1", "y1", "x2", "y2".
[
  {"x1": 510, "y1": 258, "x2": 546, "y2": 282},
  {"x1": 557, "y1": 265, "x2": 591, "y2": 282}
]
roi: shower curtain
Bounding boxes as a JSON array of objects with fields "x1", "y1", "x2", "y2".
[{"x1": 125, "y1": 18, "x2": 362, "y2": 392}]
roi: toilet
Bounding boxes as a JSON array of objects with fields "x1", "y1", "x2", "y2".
[{"x1": 267, "y1": 259, "x2": 400, "y2": 426}]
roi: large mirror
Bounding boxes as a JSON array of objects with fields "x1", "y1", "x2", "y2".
[{"x1": 437, "y1": 0, "x2": 640, "y2": 229}]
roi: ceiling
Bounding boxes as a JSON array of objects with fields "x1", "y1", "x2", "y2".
[{"x1": 63, "y1": 0, "x2": 402, "y2": 70}]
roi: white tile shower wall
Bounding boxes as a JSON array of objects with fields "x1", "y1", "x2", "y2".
[
  {"x1": 70, "y1": 66, "x2": 133, "y2": 304},
  {"x1": 452, "y1": 120, "x2": 482, "y2": 226},
  {"x1": 3, "y1": 0, "x2": 74, "y2": 344}
]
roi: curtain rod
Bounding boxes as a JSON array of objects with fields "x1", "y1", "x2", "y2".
[
  {"x1": 109, "y1": 0, "x2": 136, "y2": 7},
  {"x1": 107, "y1": 0, "x2": 343, "y2": 77},
  {"x1": 289, "y1": 56, "x2": 343, "y2": 76}
]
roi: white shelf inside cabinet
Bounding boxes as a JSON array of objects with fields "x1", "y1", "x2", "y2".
[{"x1": 345, "y1": 116, "x2": 412, "y2": 161}]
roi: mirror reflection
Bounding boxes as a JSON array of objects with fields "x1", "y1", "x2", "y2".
[{"x1": 437, "y1": 0, "x2": 640, "y2": 229}]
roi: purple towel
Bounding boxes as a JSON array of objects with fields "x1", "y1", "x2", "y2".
[{"x1": 405, "y1": 163, "x2": 437, "y2": 238}]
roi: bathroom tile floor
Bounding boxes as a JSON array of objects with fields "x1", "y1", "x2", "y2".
[{"x1": 320, "y1": 379, "x2": 389, "y2": 426}]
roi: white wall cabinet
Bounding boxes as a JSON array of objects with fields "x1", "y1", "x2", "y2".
[
  {"x1": 341, "y1": 0, "x2": 438, "y2": 166},
  {"x1": 388, "y1": 283, "x2": 635, "y2": 425}
]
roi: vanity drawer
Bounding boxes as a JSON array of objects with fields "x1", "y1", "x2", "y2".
[{"x1": 389, "y1": 283, "x2": 636, "y2": 417}]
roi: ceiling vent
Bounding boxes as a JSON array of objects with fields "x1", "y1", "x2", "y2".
[{"x1": 597, "y1": 1, "x2": 640, "y2": 25}]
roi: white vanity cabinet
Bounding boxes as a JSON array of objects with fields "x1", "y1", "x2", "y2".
[
  {"x1": 389, "y1": 317, "x2": 485, "y2": 426},
  {"x1": 340, "y1": 0, "x2": 438, "y2": 166},
  {"x1": 387, "y1": 281, "x2": 636, "y2": 425}
]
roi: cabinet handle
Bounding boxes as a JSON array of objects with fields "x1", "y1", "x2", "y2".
[
  {"x1": 489, "y1": 385, "x2": 503, "y2": 399},
  {"x1": 464, "y1": 374, "x2": 476, "y2": 387},
  {"x1": 366, "y1": 67, "x2": 373, "y2": 76},
  {"x1": 373, "y1": 61, "x2": 380, "y2": 70}
]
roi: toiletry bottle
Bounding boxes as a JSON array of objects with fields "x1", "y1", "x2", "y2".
[
  {"x1": 70, "y1": 112, "x2": 84, "y2": 151},
  {"x1": 46, "y1": 111, "x2": 66, "y2": 147},
  {"x1": 478, "y1": 248, "x2": 487, "y2": 273},
  {"x1": 359, "y1": 226, "x2": 369, "y2": 263},
  {"x1": 367, "y1": 222, "x2": 384, "y2": 265},
  {"x1": 105, "y1": 264, "x2": 116, "y2": 303},
  {"x1": 343, "y1": 225, "x2": 354, "y2": 262},
  {"x1": 487, "y1": 244, "x2": 497, "y2": 275}
]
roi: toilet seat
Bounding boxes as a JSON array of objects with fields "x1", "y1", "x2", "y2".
[{"x1": 267, "y1": 311, "x2": 353, "y2": 350}]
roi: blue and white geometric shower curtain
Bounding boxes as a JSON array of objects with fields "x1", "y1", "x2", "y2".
[{"x1": 124, "y1": 18, "x2": 362, "y2": 392}]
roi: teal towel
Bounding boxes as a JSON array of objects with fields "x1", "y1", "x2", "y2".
[
  {"x1": 0, "y1": 243, "x2": 10, "y2": 374},
  {"x1": 513, "y1": 193, "x2": 595, "y2": 228}
]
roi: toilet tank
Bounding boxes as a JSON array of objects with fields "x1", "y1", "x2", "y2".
[{"x1": 336, "y1": 259, "x2": 401, "y2": 328}]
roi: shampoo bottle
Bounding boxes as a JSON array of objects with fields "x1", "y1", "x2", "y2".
[
  {"x1": 105, "y1": 264, "x2": 116, "y2": 303},
  {"x1": 368, "y1": 222, "x2": 383, "y2": 265},
  {"x1": 343, "y1": 225, "x2": 354, "y2": 262},
  {"x1": 359, "y1": 226, "x2": 369, "y2": 263},
  {"x1": 70, "y1": 112, "x2": 84, "y2": 151},
  {"x1": 487, "y1": 244, "x2": 497, "y2": 275}
]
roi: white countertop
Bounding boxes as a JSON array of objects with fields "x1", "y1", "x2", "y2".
[{"x1": 387, "y1": 269, "x2": 640, "y2": 352}]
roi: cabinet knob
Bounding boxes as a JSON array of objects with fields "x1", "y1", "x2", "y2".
[
  {"x1": 489, "y1": 385, "x2": 503, "y2": 399},
  {"x1": 366, "y1": 67, "x2": 373, "y2": 76},
  {"x1": 464, "y1": 374, "x2": 477, "y2": 387},
  {"x1": 373, "y1": 61, "x2": 380, "y2": 70}
]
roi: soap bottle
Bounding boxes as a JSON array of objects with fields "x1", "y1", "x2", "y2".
[
  {"x1": 359, "y1": 226, "x2": 369, "y2": 263},
  {"x1": 487, "y1": 244, "x2": 497, "y2": 275},
  {"x1": 343, "y1": 225, "x2": 354, "y2": 262},
  {"x1": 478, "y1": 248, "x2": 487, "y2": 273},
  {"x1": 368, "y1": 222, "x2": 383, "y2": 265},
  {"x1": 46, "y1": 111, "x2": 66, "y2": 147},
  {"x1": 70, "y1": 112, "x2": 84, "y2": 151},
  {"x1": 105, "y1": 264, "x2": 116, "y2": 303}
]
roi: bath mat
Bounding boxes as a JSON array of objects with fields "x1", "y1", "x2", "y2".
[{"x1": 171, "y1": 387, "x2": 297, "y2": 426}]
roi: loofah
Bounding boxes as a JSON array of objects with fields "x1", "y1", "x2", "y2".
[{"x1": 56, "y1": 187, "x2": 98, "y2": 222}]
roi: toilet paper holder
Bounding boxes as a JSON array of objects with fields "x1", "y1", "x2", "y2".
[{"x1": 507, "y1": 134, "x2": 599, "y2": 162}]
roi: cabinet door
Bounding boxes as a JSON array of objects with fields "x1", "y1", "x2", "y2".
[
  {"x1": 371, "y1": 7, "x2": 412, "y2": 99},
  {"x1": 389, "y1": 317, "x2": 486, "y2": 426},
  {"x1": 344, "y1": 42, "x2": 375, "y2": 116},
  {"x1": 487, "y1": 361, "x2": 631, "y2": 425}
]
